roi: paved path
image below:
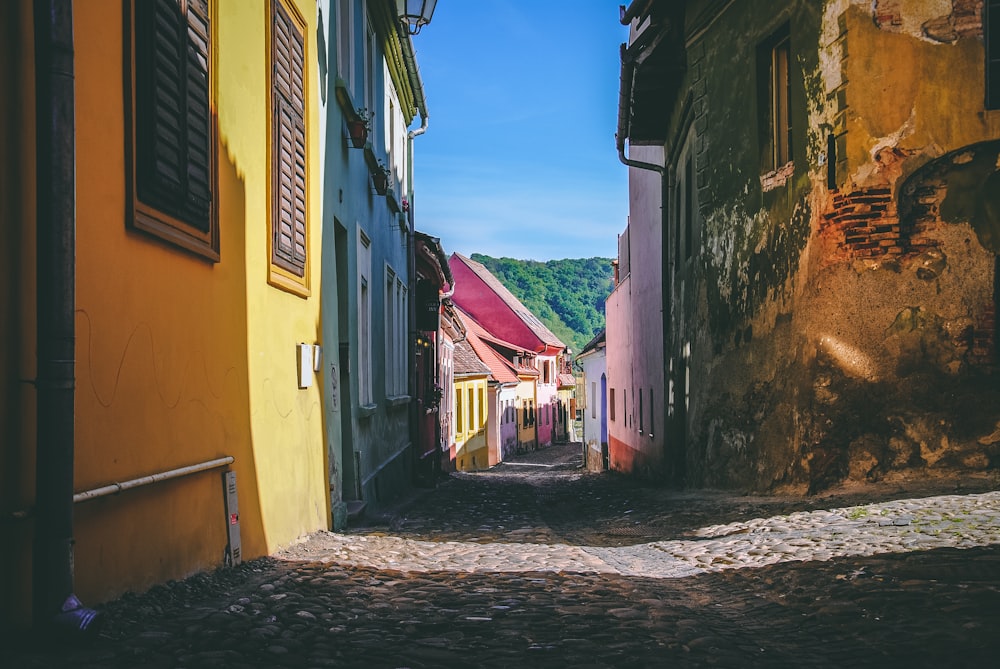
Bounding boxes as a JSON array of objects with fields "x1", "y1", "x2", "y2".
[
  {"x1": 4, "y1": 442, "x2": 1000, "y2": 668},
  {"x1": 282, "y1": 491, "x2": 1000, "y2": 579}
]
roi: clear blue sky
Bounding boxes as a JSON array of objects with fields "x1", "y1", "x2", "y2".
[{"x1": 410, "y1": 2, "x2": 631, "y2": 262}]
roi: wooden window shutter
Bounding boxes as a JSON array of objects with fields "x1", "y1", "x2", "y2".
[
  {"x1": 272, "y1": 1, "x2": 307, "y2": 277},
  {"x1": 134, "y1": 0, "x2": 212, "y2": 233}
]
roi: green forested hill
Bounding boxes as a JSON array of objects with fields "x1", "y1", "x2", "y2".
[{"x1": 470, "y1": 254, "x2": 613, "y2": 354}]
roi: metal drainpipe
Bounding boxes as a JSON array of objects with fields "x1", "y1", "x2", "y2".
[
  {"x1": 616, "y1": 43, "x2": 664, "y2": 174},
  {"x1": 397, "y1": 20, "x2": 433, "y2": 483},
  {"x1": 32, "y1": 0, "x2": 101, "y2": 637}
]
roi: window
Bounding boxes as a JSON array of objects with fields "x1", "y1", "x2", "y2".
[
  {"x1": 672, "y1": 128, "x2": 697, "y2": 270},
  {"x1": 649, "y1": 388, "x2": 654, "y2": 437},
  {"x1": 270, "y1": 0, "x2": 308, "y2": 293},
  {"x1": 364, "y1": 12, "x2": 377, "y2": 117},
  {"x1": 639, "y1": 389, "x2": 644, "y2": 433},
  {"x1": 758, "y1": 25, "x2": 792, "y2": 171},
  {"x1": 384, "y1": 267, "x2": 407, "y2": 397},
  {"x1": 457, "y1": 389, "x2": 464, "y2": 433},
  {"x1": 609, "y1": 388, "x2": 616, "y2": 421},
  {"x1": 988, "y1": 0, "x2": 1000, "y2": 109},
  {"x1": 468, "y1": 388, "x2": 475, "y2": 430},
  {"x1": 684, "y1": 154, "x2": 694, "y2": 261},
  {"x1": 336, "y1": 0, "x2": 353, "y2": 93},
  {"x1": 358, "y1": 231, "x2": 372, "y2": 406},
  {"x1": 127, "y1": 0, "x2": 218, "y2": 260},
  {"x1": 591, "y1": 382, "x2": 597, "y2": 419}
]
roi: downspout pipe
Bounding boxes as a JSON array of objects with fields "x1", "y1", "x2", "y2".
[
  {"x1": 396, "y1": 20, "x2": 433, "y2": 482},
  {"x1": 616, "y1": 42, "x2": 664, "y2": 174},
  {"x1": 32, "y1": 0, "x2": 101, "y2": 638},
  {"x1": 398, "y1": 28, "x2": 428, "y2": 141}
]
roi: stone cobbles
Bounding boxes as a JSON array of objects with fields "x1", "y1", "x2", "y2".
[{"x1": 4, "y1": 442, "x2": 1000, "y2": 668}]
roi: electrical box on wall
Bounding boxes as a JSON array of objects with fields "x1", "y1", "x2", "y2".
[
  {"x1": 222, "y1": 470, "x2": 242, "y2": 566},
  {"x1": 298, "y1": 343, "x2": 314, "y2": 388}
]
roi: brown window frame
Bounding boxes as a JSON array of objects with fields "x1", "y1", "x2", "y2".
[
  {"x1": 757, "y1": 24, "x2": 793, "y2": 172},
  {"x1": 269, "y1": 0, "x2": 310, "y2": 295},
  {"x1": 125, "y1": 0, "x2": 219, "y2": 261}
]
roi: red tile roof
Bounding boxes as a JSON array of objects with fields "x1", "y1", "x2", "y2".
[{"x1": 459, "y1": 308, "x2": 538, "y2": 381}]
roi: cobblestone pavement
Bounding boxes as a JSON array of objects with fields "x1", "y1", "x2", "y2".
[{"x1": 5, "y1": 442, "x2": 1000, "y2": 668}]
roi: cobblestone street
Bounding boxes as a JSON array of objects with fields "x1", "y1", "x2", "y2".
[{"x1": 5, "y1": 442, "x2": 1000, "y2": 668}]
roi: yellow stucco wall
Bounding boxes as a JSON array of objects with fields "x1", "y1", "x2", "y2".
[
  {"x1": 516, "y1": 377, "x2": 537, "y2": 449},
  {"x1": 455, "y1": 377, "x2": 488, "y2": 471},
  {"x1": 842, "y1": 6, "x2": 1000, "y2": 185},
  {"x1": 218, "y1": 0, "x2": 329, "y2": 555},
  {"x1": 0, "y1": 0, "x2": 330, "y2": 622}
]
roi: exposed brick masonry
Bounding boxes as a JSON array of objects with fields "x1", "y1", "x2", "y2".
[{"x1": 822, "y1": 187, "x2": 904, "y2": 259}]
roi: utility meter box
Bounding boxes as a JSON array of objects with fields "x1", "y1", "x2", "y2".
[{"x1": 222, "y1": 470, "x2": 242, "y2": 566}]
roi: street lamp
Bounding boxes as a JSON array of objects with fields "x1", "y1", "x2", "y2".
[{"x1": 395, "y1": 0, "x2": 437, "y2": 34}]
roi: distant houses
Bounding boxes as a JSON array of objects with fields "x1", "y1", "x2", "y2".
[
  {"x1": 449, "y1": 253, "x2": 570, "y2": 452},
  {"x1": 576, "y1": 329, "x2": 608, "y2": 472}
]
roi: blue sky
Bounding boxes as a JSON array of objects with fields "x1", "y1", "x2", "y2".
[{"x1": 410, "y1": 2, "x2": 631, "y2": 261}]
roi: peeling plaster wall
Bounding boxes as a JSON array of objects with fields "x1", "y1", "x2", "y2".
[{"x1": 669, "y1": 0, "x2": 1000, "y2": 493}]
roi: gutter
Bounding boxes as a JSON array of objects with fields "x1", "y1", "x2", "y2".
[
  {"x1": 619, "y1": 0, "x2": 653, "y2": 26},
  {"x1": 33, "y1": 0, "x2": 102, "y2": 639},
  {"x1": 397, "y1": 26, "x2": 428, "y2": 139},
  {"x1": 616, "y1": 42, "x2": 664, "y2": 174}
]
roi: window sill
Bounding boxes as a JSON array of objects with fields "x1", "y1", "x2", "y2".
[
  {"x1": 358, "y1": 403, "x2": 377, "y2": 418},
  {"x1": 386, "y1": 394, "x2": 411, "y2": 407}
]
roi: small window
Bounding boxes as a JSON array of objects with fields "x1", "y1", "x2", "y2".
[
  {"x1": 126, "y1": 0, "x2": 218, "y2": 260},
  {"x1": 358, "y1": 231, "x2": 372, "y2": 406},
  {"x1": 639, "y1": 388, "x2": 644, "y2": 433},
  {"x1": 758, "y1": 24, "x2": 792, "y2": 170},
  {"x1": 591, "y1": 382, "x2": 597, "y2": 419},
  {"x1": 457, "y1": 389, "x2": 464, "y2": 433},
  {"x1": 609, "y1": 388, "x2": 616, "y2": 421},
  {"x1": 336, "y1": 0, "x2": 353, "y2": 93},
  {"x1": 684, "y1": 154, "x2": 694, "y2": 261},
  {"x1": 649, "y1": 388, "x2": 654, "y2": 437},
  {"x1": 469, "y1": 388, "x2": 475, "y2": 430},
  {"x1": 364, "y1": 13, "x2": 377, "y2": 117}
]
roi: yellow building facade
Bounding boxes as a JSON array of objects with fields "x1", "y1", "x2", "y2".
[
  {"x1": 454, "y1": 376, "x2": 489, "y2": 471},
  {"x1": 1, "y1": 0, "x2": 330, "y2": 626}
]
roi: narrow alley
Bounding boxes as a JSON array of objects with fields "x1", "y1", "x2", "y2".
[{"x1": 5, "y1": 441, "x2": 1000, "y2": 668}]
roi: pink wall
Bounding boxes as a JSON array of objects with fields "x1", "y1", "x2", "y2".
[{"x1": 605, "y1": 145, "x2": 666, "y2": 477}]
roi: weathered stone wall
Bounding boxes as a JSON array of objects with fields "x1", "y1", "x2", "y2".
[{"x1": 674, "y1": 0, "x2": 1000, "y2": 493}]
